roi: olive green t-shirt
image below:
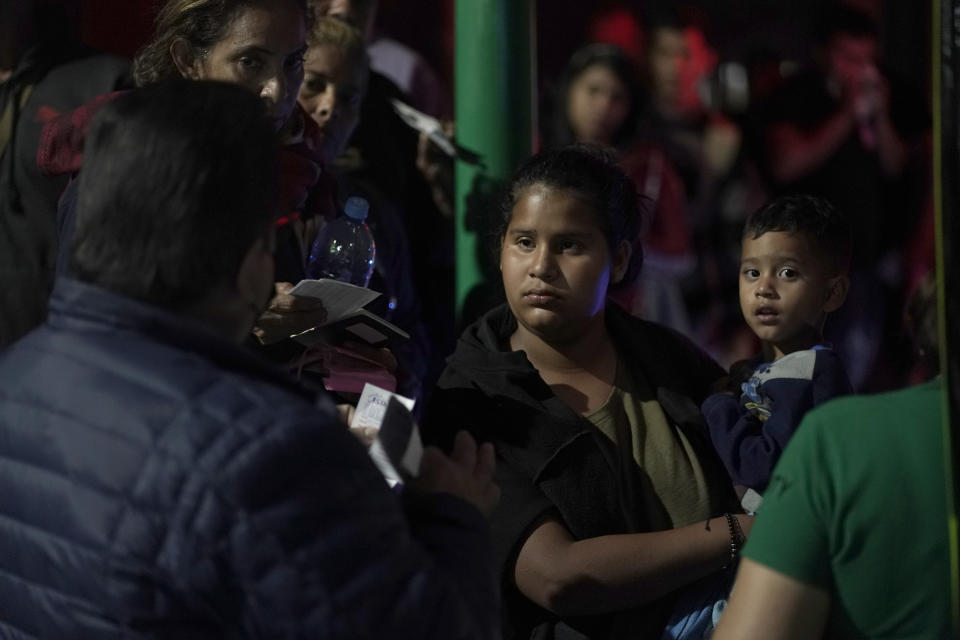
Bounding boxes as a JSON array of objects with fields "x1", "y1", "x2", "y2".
[
  {"x1": 587, "y1": 361, "x2": 713, "y2": 530},
  {"x1": 743, "y1": 379, "x2": 952, "y2": 638}
]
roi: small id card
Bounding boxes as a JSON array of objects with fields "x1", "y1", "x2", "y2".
[{"x1": 351, "y1": 384, "x2": 420, "y2": 486}]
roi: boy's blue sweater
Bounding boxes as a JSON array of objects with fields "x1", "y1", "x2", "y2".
[{"x1": 703, "y1": 346, "x2": 852, "y2": 491}]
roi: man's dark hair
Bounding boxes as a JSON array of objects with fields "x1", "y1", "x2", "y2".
[
  {"x1": 71, "y1": 80, "x2": 279, "y2": 308},
  {"x1": 743, "y1": 194, "x2": 852, "y2": 274},
  {"x1": 817, "y1": 5, "x2": 878, "y2": 45},
  {"x1": 499, "y1": 144, "x2": 645, "y2": 290}
]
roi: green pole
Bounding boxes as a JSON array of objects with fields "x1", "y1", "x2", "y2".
[
  {"x1": 934, "y1": 0, "x2": 960, "y2": 631},
  {"x1": 454, "y1": 0, "x2": 534, "y2": 320}
]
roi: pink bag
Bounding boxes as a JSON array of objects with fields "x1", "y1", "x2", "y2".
[{"x1": 290, "y1": 344, "x2": 396, "y2": 394}]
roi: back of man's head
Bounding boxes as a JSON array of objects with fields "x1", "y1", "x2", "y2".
[{"x1": 71, "y1": 80, "x2": 279, "y2": 310}]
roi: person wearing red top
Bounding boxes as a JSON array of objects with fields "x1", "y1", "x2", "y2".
[{"x1": 546, "y1": 43, "x2": 695, "y2": 334}]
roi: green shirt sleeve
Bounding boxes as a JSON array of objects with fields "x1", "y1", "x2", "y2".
[{"x1": 741, "y1": 412, "x2": 832, "y2": 588}]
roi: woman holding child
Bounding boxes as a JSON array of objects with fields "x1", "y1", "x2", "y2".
[{"x1": 426, "y1": 146, "x2": 750, "y2": 639}]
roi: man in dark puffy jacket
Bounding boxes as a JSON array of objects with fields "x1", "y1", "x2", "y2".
[{"x1": 0, "y1": 80, "x2": 499, "y2": 639}]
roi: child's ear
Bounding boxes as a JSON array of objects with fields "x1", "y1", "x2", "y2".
[
  {"x1": 611, "y1": 240, "x2": 632, "y2": 285},
  {"x1": 823, "y1": 274, "x2": 850, "y2": 313}
]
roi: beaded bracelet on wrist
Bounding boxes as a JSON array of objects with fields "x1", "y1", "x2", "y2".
[{"x1": 722, "y1": 512, "x2": 745, "y2": 569}]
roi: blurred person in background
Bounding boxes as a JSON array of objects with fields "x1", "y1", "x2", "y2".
[
  {"x1": 0, "y1": 0, "x2": 129, "y2": 349},
  {"x1": 637, "y1": 10, "x2": 757, "y2": 364},
  {"x1": 760, "y1": 5, "x2": 930, "y2": 390},
  {"x1": 639, "y1": 10, "x2": 742, "y2": 232},
  {"x1": 545, "y1": 43, "x2": 640, "y2": 151},
  {"x1": 546, "y1": 42, "x2": 697, "y2": 336}
]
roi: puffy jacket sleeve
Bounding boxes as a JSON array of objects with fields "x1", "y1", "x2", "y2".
[{"x1": 181, "y1": 404, "x2": 499, "y2": 640}]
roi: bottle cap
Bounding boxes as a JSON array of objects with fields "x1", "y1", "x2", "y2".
[{"x1": 344, "y1": 196, "x2": 370, "y2": 221}]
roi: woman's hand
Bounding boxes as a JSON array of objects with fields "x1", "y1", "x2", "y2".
[
  {"x1": 349, "y1": 426, "x2": 379, "y2": 447},
  {"x1": 336, "y1": 403, "x2": 356, "y2": 426},
  {"x1": 253, "y1": 282, "x2": 327, "y2": 345},
  {"x1": 415, "y1": 123, "x2": 455, "y2": 218},
  {"x1": 415, "y1": 430, "x2": 500, "y2": 517},
  {"x1": 336, "y1": 403, "x2": 380, "y2": 448}
]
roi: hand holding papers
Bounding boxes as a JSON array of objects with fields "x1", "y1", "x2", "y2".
[
  {"x1": 390, "y1": 98, "x2": 483, "y2": 166},
  {"x1": 351, "y1": 383, "x2": 420, "y2": 487},
  {"x1": 350, "y1": 384, "x2": 500, "y2": 515},
  {"x1": 289, "y1": 279, "x2": 409, "y2": 347}
]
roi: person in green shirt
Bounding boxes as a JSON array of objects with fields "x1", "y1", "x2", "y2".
[{"x1": 713, "y1": 376, "x2": 953, "y2": 638}]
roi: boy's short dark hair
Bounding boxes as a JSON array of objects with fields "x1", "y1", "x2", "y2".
[
  {"x1": 71, "y1": 80, "x2": 279, "y2": 309},
  {"x1": 743, "y1": 194, "x2": 852, "y2": 274}
]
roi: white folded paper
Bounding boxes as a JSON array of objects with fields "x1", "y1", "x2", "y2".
[{"x1": 351, "y1": 383, "x2": 420, "y2": 487}]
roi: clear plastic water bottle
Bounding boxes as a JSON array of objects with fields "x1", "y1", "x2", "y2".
[{"x1": 306, "y1": 196, "x2": 376, "y2": 287}]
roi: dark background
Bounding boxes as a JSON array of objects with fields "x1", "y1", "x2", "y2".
[{"x1": 78, "y1": 1, "x2": 930, "y2": 112}]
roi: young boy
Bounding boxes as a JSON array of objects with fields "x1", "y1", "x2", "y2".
[{"x1": 704, "y1": 194, "x2": 853, "y2": 507}]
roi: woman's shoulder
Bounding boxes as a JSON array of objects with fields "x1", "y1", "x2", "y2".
[
  {"x1": 425, "y1": 305, "x2": 527, "y2": 442},
  {"x1": 440, "y1": 305, "x2": 518, "y2": 373},
  {"x1": 609, "y1": 306, "x2": 717, "y2": 364},
  {"x1": 607, "y1": 305, "x2": 724, "y2": 396}
]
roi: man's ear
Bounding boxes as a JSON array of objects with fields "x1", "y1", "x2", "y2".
[
  {"x1": 235, "y1": 233, "x2": 276, "y2": 310},
  {"x1": 823, "y1": 274, "x2": 850, "y2": 313},
  {"x1": 611, "y1": 240, "x2": 632, "y2": 285},
  {"x1": 170, "y1": 38, "x2": 202, "y2": 80}
]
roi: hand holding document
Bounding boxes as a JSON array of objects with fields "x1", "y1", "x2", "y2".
[
  {"x1": 351, "y1": 384, "x2": 420, "y2": 487},
  {"x1": 349, "y1": 384, "x2": 499, "y2": 517},
  {"x1": 289, "y1": 279, "x2": 409, "y2": 347},
  {"x1": 390, "y1": 98, "x2": 483, "y2": 166}
]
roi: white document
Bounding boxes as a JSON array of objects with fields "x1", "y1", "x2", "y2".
[
  {"x1": 351, "y1": 383, "x2": 416, "y2": 430},
  {"x1": 351, "y1": 384, "x2": 420, "y2": 487},
  {"x1": 288, "y1": 279, "x2": 380, "y2": 322}
]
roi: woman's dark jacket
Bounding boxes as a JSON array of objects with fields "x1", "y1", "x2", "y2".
[{"x1": 425, "y1": 303, "x2": 738, "y2": 640}]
